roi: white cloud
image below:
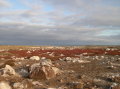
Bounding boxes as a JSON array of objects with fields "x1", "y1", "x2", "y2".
[
  {"x1": 0, "y1": 0, "x2": 120, "y2": 45},
  {"x1": 0, "y1": 0, "x2": 11, "y2": 8},
  {"x1": 0, "y1": 22, "x2": 120, "y2": 45}
]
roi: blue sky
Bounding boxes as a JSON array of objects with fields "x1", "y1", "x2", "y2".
[
  {"x1": 0, "y1": 0, "x2": 120, "y2": 45},
  {"x1": 9, "y1": 0, "x2": 27, "y2": 10}
]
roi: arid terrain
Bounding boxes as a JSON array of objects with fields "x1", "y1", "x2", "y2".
[{"x1": 0, "y1": 46, "x2": 120, "y2": 89}]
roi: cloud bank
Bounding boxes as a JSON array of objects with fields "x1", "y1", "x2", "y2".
[{"x1": 0, "y1": 0, "x2": 120, "y2": 45}]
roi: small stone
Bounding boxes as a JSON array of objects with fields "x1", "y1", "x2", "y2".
[
  {"x1": 66, "y1": 57, "x2": 72, "y2": 61},
  {"x1": 78, "y1": 60, "x2": 90, "y2": 63},
  {"x1": 41, "y1": 57, "x2": 46, "y2": 60},
  {"x1": 32, "y1": 81, "x2": 43, "y2": 86}
]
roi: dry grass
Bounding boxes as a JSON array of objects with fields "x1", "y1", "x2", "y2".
[
  {"x1": 0, "y1": 45, "x2": 33, "y2": 50},
  {"x1": 0, "y1": 45, "x2": 120, "y2": 50}
]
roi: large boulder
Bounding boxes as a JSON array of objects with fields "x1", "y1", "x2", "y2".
[
  {"x1": 30, "y1": 63, "x2": 46, "y2": 80},
  {"x1": 30, "y1": 59, "x2": 61, "y2": 80},
  {"x1": 3, "y1": 65, "x2": 16, "y2": 76},
  {"x1": 0, "y1": 81, "x2": 12, "y2": 89},
  {"x1": 16, "y1": 67, "x2": 29, "y2": 78},
  {"x1": 1, "y1": 65, "x2": 19, "y2": 77}
]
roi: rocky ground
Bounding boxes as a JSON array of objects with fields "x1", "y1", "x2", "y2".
[{"x1": 0, "y1": 46, "x2": 120, "y2": 89}]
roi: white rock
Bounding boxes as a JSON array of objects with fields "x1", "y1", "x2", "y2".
[
  {"x1": 66, "y1": 57, "x2": 72, "y2": 61},
  {"x1": 59, "y1": 58, "x2": 65, "y2": 61},
  {"x1": 47, "y1": 52, "x2": 51, "y2": 54},
  {"x1": 40, "y1": 59, "x2": 52, "y2": 66},
  {"x1": 101, "y1": 56, "x2": 104, "y2": 59},
  {"x1": 52, "y1": 67, "x2": 61, "y2": 75},
  {"x1": 82, "y1": 53, "x2": 88, "y2": 55},
  {"x1": 20, "y1": 57, "x2": 25, "y2": 60},
  {"x1": 30, "y1": 63, "x2": 40, "y2": 72},
  {"x1": 3, "y1": 65, "x2": 18, "y2": 76},
  {"x1": 78, "y1": 60, "x2": 90, "y2": 63},
  {"x1": 15, "y1": 57, "x2": 24, "y2": 61},
  {"x1": 0, "y1": 49, "x2": 5, "y2": 52},
  {"x1": 111, "y1": 83, "x2": 118, "y2": 88},
  {"x1": 11, "y1": 56, "x2": 16, "y2": 59},
  {"x1": 105, "y1": 52, "x2": 107, "y2": 54},
  {"x1": 29, "y1": 56, "x2": 40, "y2": 61},
  {"x1": 106, "y1": 48, "x2": 111, "y2": 51},
  {"x1": 19, "y1": 49, "x2": 23, "y2": 50},
  {"x1": 85, "y1": 56, "x2": 89, "y2": 59},
  {"x1": 95, "y1": 56, "x2": 99, "y2": 60},
  {"x1": 32, "y1": 81, "x2": 43, "y2": 86},
  {"x1": 0, "y1": 81, "x2": 12, "y2": 89},
  {"x1": 41, "y1": 57, "x2": 46, "y2": 60},
  {"x1": 27, "y1": 51, "x2": 31, "y2": 53},
  {"x1": 60, "y1": 54, "x2": 64, "y2": 56},
  {"x1": 13, "y1": 82, "x2": 26, "y2": 89},
  {"x1": 49, "y1": 52, "x2": 54, "y2": 57}
]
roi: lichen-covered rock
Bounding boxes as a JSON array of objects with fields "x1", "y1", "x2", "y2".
[
  {"x1": 30, "y1": 65, "x2": 56, "y2": 80},
  {"x1": 16, "y1": 67, "x2": 29, "y2": 78},
  {"x1": 2, "y1": 65, "x2": 19, "y2": 76},
  {"x1": 30, "y1": 59, "x2": 61, "y2": 80},
  {"x1": 30, "y1": 64, "x2": 46, "y2": 80},
  {"x1": 0, "y1": 81, "x2": 12, "y2": 89},
  {"x1": 42, "y1": 66, "x2": 56, "y2": 79}
]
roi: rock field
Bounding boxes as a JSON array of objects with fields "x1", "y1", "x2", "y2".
[{"x1": 0, "y1": 46, "x2": 120, "y2": 89}]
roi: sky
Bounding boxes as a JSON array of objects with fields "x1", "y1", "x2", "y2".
[{"x1": 0, "y1": 0, "x2": 120, "y2": 45}]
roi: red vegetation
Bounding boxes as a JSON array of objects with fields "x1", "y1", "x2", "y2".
[
  {"x1": 0, "y1": 48, "x2": 120, "y2": 60},
  {"x1": 105, "y1": 50, "x2": 120, "y2": 55}
]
